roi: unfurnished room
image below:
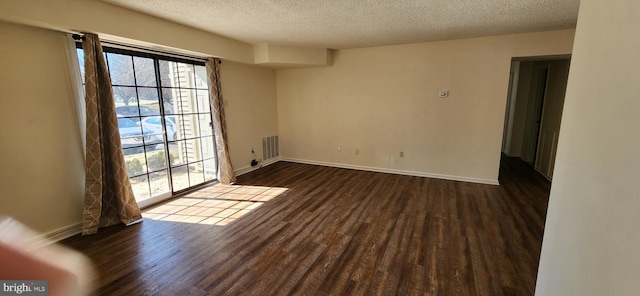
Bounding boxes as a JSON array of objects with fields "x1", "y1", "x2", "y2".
[{"x1": 0, "y1": 0, "x2": 639, "y2": 295}]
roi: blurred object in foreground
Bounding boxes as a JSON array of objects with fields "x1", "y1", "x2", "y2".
[{"x1": 0, "y1": 216, "x2": 96, "y2": 296}]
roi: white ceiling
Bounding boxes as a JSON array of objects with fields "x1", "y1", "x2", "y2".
[{"x1": 102, "y1": 0, "x2": 580, "y2": 49}]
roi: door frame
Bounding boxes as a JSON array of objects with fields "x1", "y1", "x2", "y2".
[{"x1": 531, "y1": 65, "x2": 550, "y2": 167}]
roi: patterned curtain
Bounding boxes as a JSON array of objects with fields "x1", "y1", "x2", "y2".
[
  {"x1": 206, "y1": 58, "x2": 236, "y2": 184},
  {"x1": 81, "y1": 34, "x2": 142, "y2": 235}
]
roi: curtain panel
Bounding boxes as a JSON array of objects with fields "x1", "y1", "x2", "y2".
[
  {"x1": 81, "y1": 33, "x2": 142, "y2": 235},
  {"x1": 206, "y1": 58, "x2": 236, "y2": 184}
]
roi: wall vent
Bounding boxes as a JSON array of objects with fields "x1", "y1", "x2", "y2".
[{"x1": 262, "y1": 135, "x2": 279, "y2": 160}]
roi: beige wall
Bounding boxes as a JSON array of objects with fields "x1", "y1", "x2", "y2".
[
  {"x1": 0, "y1": 22, "x2": 85, "y2": 233},
  {"x1": 220, "y1": 62, "x2": 278, "y2": 171},
  {"x1": 0, "y1": 0, "x2": 331, "y2": 68},
  {"x1": 254, "y1": 44, "x2": 330, "y2": 67},
  {"x1": 0, "y1": 0, "x2": 253, "y2": 63},
  {"x1": 276, "y1": 30, "x2": 574, "y2": 183},
  {"x1": 535, "y1": 0, "x2": 640, "y2": 295}
]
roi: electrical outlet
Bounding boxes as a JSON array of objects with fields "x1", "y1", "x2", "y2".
[
  {"x1": 355, "y1": 148, "x2": 360, "y2": 155},
  {"x1": 337, "y1": 145, "x2": 342, "y2": 151},
  {"x1": 400, "y1": 151, "x2": 405, "y2": 157}
]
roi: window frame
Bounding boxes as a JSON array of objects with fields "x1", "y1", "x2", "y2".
[{"x1": 75, "y1": 41, "x2": 219, "y2": 206}]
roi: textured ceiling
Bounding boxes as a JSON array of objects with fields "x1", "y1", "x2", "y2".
[{"x1": 102, "y1": 0, "x2": 580, "y2": 49}]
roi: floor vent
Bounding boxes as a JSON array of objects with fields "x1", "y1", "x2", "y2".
[{"x1": 262, "y1": 135, "x2": 279, "y2": 160}]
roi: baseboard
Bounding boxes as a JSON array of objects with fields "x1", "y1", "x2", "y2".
[
  {"x1": 41, "y1": 222, "x2": 82, "y2": 243},
  {"x1": 235, "y1": 157, "x2": 281, "y2": 176},
  {"x1": 280, "y1": 157, "x2": 500, "y2": 185},
  {"x1": 534, "y1": 166, "x2": 553, "y2": 181}
]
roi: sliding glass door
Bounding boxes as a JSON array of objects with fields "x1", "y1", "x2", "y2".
[
  {"x1": 159, "y1": 60, "x2": 217, "y2": 192},
  {"x1": 77, "y1": 46, "x2": 217, "y2": 206}
]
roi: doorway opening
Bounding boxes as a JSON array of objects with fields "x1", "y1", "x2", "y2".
[{"x1": 501, "y1": 55, "x2": 571, "y2": 180}]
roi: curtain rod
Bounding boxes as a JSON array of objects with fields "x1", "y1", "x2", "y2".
[{"x1": 71, "y1": 34, "x2": 221, "y2": 64}]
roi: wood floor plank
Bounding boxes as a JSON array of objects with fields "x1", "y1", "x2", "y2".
[{"x1": 62, "y1": 155, "x2": 551, "y2": 295}]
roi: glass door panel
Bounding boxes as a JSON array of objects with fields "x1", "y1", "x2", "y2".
[
  {"x1": 76, "y1": 47, "x2": 218, "y2": 206},
  {"x1": 158, "y1": 60, "x2": 216, "y2": 193}
]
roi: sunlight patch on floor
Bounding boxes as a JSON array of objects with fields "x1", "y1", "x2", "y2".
[{"x1": 143, "y1": 183, "x2": 288, "y2": 226}]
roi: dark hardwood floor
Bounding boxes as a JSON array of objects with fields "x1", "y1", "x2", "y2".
[{"x1": 62, "y1": 155, "x2": 551, "y2": 295}]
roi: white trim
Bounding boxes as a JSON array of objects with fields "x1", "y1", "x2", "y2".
[
  {"x1": 281, "y1": 158, "x2": 500, "y2": 185},
  {"x1": 137, "y1": 192, "x2": 174, "y2": 209},
  {"x1": 125, "y1": 218, "x2": 144, "y2": 226},
  {"x1": 234, "y1": 157, "x2": 281, "y2": 176},
  {"x1": 41, "y1": 223, "x2": 82, "y2": 243}
]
